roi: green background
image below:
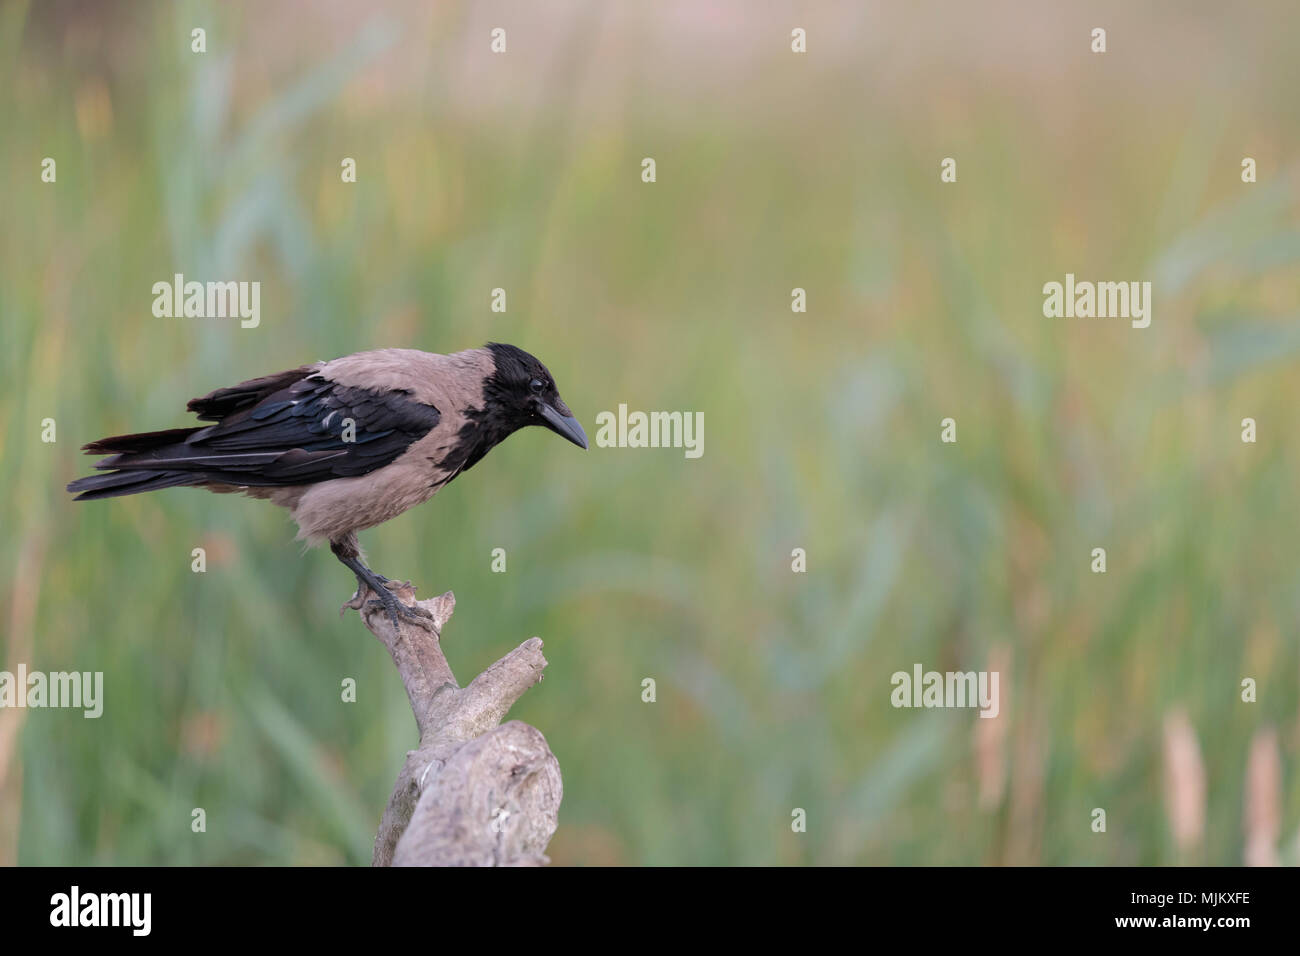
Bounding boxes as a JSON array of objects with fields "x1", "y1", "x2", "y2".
[{"x1": 3, "y1": 0, "x2": 1298, "y2": 865}]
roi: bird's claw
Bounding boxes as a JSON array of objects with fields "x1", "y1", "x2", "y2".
[
  {"x1": 339, "y1": 578, "x2": 434, "y2": 631},
  {"x1": 368, "y1": 597, "x2": 435, "y2": 632}
]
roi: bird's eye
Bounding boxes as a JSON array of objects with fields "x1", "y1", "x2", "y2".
[{"x1": 529, "y1": 379, "x2": 545, "y2": 394}]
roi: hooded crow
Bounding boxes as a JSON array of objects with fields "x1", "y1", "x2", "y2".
[{"x1": 67, "y1": 343, "x2": 587, "y2": 628}]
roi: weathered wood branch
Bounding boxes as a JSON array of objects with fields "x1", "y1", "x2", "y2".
[{"x1": 345, "y1": 581, "x2": 562, "y2": 866}]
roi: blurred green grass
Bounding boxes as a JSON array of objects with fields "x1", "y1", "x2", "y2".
[{"x1": 2, "y1": 0, "x2": 1299, "y2": 865}]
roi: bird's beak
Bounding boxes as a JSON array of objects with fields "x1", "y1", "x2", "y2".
[{"x1": 538, "y1": 403, "x2": 588, "y2": 449}]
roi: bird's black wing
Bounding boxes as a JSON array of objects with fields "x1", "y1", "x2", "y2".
[
  {"x1": 185, "y1": 366, "x2": 317, "y2": 421},
  {"x1": 83, "y1": 373, "x2": 441, "y2": 488}
]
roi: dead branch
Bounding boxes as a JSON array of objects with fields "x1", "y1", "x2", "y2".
[{"x1": 347, "y1": 581, "x2": 562, "y2": 866}]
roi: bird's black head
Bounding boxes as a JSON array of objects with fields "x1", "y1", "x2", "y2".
[{"x1": 482, "y1": 343, "x2": 588, "y2": 449}]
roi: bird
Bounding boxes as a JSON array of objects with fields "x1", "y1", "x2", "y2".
[{"x1": 67, "y1": 343, "x2": 588, "y2": 629}]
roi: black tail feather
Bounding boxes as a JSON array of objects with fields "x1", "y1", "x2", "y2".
[
  {"x1": 81, "y1": 426, "x2": 202, "y2": 455},
  {"x1": 67, "y1": 469, "x2": 198, "y2": 501},
  {"x1": 70, "y1": 426, "x2": 208, "y2": 500}
]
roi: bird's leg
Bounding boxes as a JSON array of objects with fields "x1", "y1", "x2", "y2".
[{"x1": 329, "y1": 535, "x2": 433, "y2": 631}]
